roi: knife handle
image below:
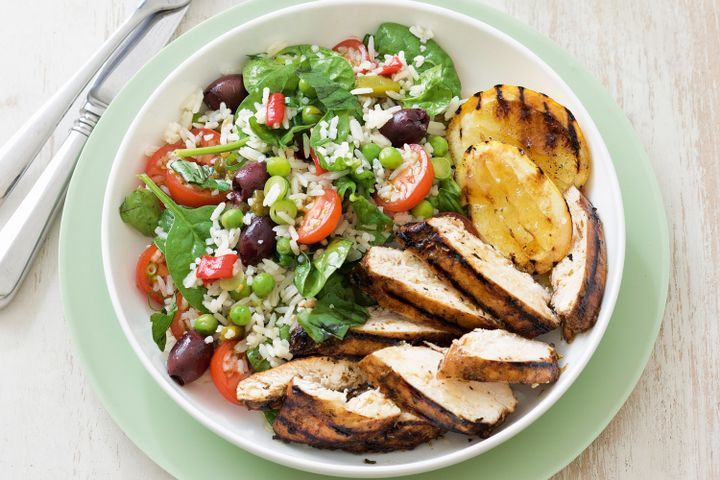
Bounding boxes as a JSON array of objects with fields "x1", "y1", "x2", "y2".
[
  {"x1": 0, "y1": 101, "x2": 104, "y2": 309},
  {"x1": 0, "y1": 0, "x2": 171, "y2": 203}
]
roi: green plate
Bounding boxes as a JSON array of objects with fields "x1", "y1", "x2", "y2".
[{"x1": 59, "y1": 0, "x2": 669, "y2": 478}]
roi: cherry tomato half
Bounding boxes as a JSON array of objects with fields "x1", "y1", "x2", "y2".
[
  {"x1": 144, "y1": 143, "x2": 182, "y2": 186},
  {"x1": 170, "y1": 293, "x2": 189, "y2": 341},
  {"x1": 210, "y1": 340, "x2": 250, "y2": 404},
  {"x1": 135, "y1": 244, "x2": 171, "y2": 304},
  {"x1": 191, "y1": 128, "x2": 221, "y2": 165},
  {"x1": 266, "y1": 93, "x2": 286, "y2": 128},
  {"x1": 332, "y1": 38, "x2": 375, "y2": 72},
  {"x1": 375, "y1": 144, "x2": 435, "y2": 213},
  {"x1": 376, "y1": 55, "x2": 403, "y2": 77},
  {"x1": 309, "y1": 148, "x2": 327, "y2": 174},
  {"x1": 297, "y1": 187, "x2": 342, "y2": 244},
  {"x1": 165, "y1": 170, "x2": 226, "y2": 208}
]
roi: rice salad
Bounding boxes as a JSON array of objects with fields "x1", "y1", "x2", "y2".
[{"x1": 118, "y1": 22, "x2": 465, "y2": 401}]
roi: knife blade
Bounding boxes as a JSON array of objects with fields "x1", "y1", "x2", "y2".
[
  {"x1": 0, "y1": 5, "x2": 189, "y2": 309},
  {"x1": 91, "y1": 6, "x2": 190, "y2": 107}
]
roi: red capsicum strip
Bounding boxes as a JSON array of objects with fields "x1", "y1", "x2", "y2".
[{"x1": 196, "y1": 253, "x2": 239, "y2": 281}]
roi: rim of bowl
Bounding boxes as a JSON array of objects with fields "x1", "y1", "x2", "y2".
[{"x1": 101, "y1": 0, "x2": 626, "y2": 477}]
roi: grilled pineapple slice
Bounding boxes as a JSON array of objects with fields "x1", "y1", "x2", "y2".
[
  {"x1": 448, "y1": 85, "x2": 590, "y2": 192},
  {"x1": 457, "y1": 141, "x2": 572, "y2": 274}
]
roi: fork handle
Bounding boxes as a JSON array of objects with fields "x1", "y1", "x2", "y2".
[{"x1": 0, "y1": 100, "x2": 104, "y2": 309}]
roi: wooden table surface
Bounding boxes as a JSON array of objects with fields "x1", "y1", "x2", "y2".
[{"x1": 0, "y1": 0, "x2": 717, "y2": 478}]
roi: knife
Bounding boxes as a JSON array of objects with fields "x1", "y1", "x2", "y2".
[{"x1": 0, "y1": 5, "x2": 190, "y2": 309}]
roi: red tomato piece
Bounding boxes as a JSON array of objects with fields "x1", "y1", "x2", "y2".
[
  {"x1": 196, "y1": 254, "x2": 239, "y2": 281},
  {"x1": 266, "y1": 93, "x2": 285, "y2": 128},
  {"x1": 210, "y1": 340, "x2": 250, "y2": 404},
  {"x1": 375, "y1": 144, "x2": 435, "y2": 213},
  {"x1": 190, "y1": 128, "x2": 221, "y2": 165},
  {"x1": 310, "y1": 148, "x2": 327, "y2": 174},
  {"x1": 333, "y1": 38, "x2": 375, "y2": 72},
  {"x1": 376, "y1": 55, "x2": 403, "y2": 77},
  {"x1": 144, "y1": 143, "x2": 182, "y2": 186},
  {"x1": 165, "y1": 170, "x2": 225, "y2": 207},
  {"x1": 170, "y1": 293, "x2": 189, "y2": 341},
  {"x1": 135, "y1": 244, "x2": 171, "y2": 304},
  {"x1": 297, "y1": 188, "x2": 342, "y2": 244}
]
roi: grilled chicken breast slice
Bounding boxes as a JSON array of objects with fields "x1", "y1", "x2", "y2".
[
  {"x1": 235, "y1": 357, "x2": 364, "y2": 409},
  {"x1": 438, "y1": 328, "x2": 559, "y2": 384},
  {"x1": 397, "y1": 215, "x2": 559, "y2": 338},
  {"x1": 342, "y1": 412, "x2": 445, "y2": 453},
  {"x1": 353, "y1": 246, "x2": 498, "y2": 332},
  {"x1": 290, "y1": 307, "x2": 457, "y2": 357},
  {"x1": 360, "y1": 345, "x2": 517, "y2": 436},
  {"x1": 550, "y1": 186, "x2": 608, "y2": 342},
  {"x1": 273, "y1": 378, "x2": 401, "y2": 449}
]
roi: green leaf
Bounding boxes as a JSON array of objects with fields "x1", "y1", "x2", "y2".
[
  {"x1": 350, "y1": 196, "x2": 393, "y2": 245},
  {"x1": 374, "y1": 22, "x2": 461, "y2": 112},
  {"x1": 263, "y1": 409, "x2": 279, "y2": 425},
  {"x1": 297, "y1": 272, "x2": 370, "y2": 343},
  {"x1": 278, "y1": 45, "x2": 355, "y2": 90},
  {"x1": 297, "y1": 71, "x2": 359, "y2": 114},
  {"x1": 242, "y1": 56, "x2": 298, "y2": 95},
  {"x1": 119, "y1": 188, "x2": 162, "y2": 237},
  {"x1": 150, "y1": 301, "x2": 178, "y2": 351},
  {"x1": 400, "y1": 64, "x2": 455, "y2": 117},
  {"x1": 293, "y1": 239, "x2": 353, "y2": 298},
  {"x1": 246, "y1": 347, "x2": 271, "y2": 372},
  {"x1": 248, "y1": 116, "x2": 281, "y2": 146},
  {"x1": 309, "y1": 111, "x2": 360, "y2": 171},
  {"x1": 153, "y1": 209, "x2": 174, "y2": 254},
  {"x1": 335, "y1": 176, "x2": 357, "y2": 200},
  {"x1": 140, "y1": 175, "x2": 214, "y2": 312},
  {"x1": 168, "y1": 160, "x2": 230, "y2": 192},
  {"x1": 431, "y1": 178, "x2": 464, "y2": 214}
]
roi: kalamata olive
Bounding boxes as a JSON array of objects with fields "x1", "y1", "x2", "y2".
[
  {"x1": 203, "y1": 74, "x2": 247, "y2": 111},
  {"x1": 232, "y1": 161, "x2": 269, "y2": 201},
  {"x1": 379, "y1": 108, "x2": 429, "y2": 147},
  {"x1": 238, "y1": 216, "x2": 276, "y2": 266},
  {"x1": 167, "y1": 331, "x2": 214, "y2": 386}
]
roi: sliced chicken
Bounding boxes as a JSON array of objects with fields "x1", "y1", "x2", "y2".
[
  {"x1": 273, "y1": 378, "x2": 401, "y2": 449},
  {"x1": 343, "y1": 411, "x2": 445, "y2": 453},
  {"x1": 359, "y1": 345, "x2": 517, "y2": 436},
  {"x1": 289, "y1": 307, "x2": 457, "y2": 358},
  {"x1": 397, "y1": 215, "x2": 559, "y2": 338},
  {"x1": 235, "y1": 357, "x2": 364, "y2": 409},
  {"x1": 550, "y1": 186, "x2": 608, "y2": 342},
  {"x1": 438, "y1": 328, "x2": 559, "y2": 384},
  {"x1": 353, "y1": 246, "x2": 499, "y2": 332}
]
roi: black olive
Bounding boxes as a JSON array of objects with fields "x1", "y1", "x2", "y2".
[
  {"x1": 167, "y1": 331, "x2": 214, "y2": 386},
  {"x1": 203, "y1": 74, "x2": 247, "y2": 111},
  {"x1": 379, "y1": 108, "x2": 429, "y2": 147}
]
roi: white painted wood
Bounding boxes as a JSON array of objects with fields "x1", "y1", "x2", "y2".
[{"x1": 0, "y1": 0, "x2": 716, "y2": 478}]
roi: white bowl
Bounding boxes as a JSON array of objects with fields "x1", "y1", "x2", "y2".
[{"x1": 101, "y1": 0, "x2": 625, "y2": 477}]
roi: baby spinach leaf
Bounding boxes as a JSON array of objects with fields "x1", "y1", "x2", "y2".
[
  {"x1": 140, "y1": 174, "x2": 214, "y2": 312},
  {"x1": 350, "y1": 196, "x2": 393, "y2": 245},
  {"x1": 242, "y1": 56, "x2": 298, "y2": 95},
  {"x1": 246, "y1": 346, "x2": 271, "y2": 372},
  {"x1": 263, "y1": 409, "x2": 279, "y2": 425},
  {"x1": 430, "y1": 178, "x2": 464, "y2": 214},
  {"x1": 278, "y1": 45, "x2": 355, "y2": 91},
  {"x1": 297, "y1": 272, "x2": 370, "y2": 343},
  {"x1": 294, "y1": 238, "x2": 353, "y2": 298},
  {"x1": 374, "y1": 22, "x2": 461, "y2": 103},
  {"x1": 119, "y1": 188, "x2": 162, "y2": 237},
  {"x1": 168, "y1": 160, "x2": 230, "y2": 192},
  {"x1": 335, "y1": 176, "x2": 358, "y2": 200},
  {"x1": 248, "y1": 116, "x2": 281, "y2": 146},
  {"x1": 309, "y1": 111, "x2": 360, "y2": 171},
  {"x1": 153, "y1": 210, "x2": 174, "y2": 253},
  {"x1": 297, "y1": 71, "x2": 359, "y2": 114},
  {"x1": 150, "y1": 301, "x2": 178, "y2": 351},
  {"x1": 401, "y1": 64, "x2": 455, "y2": 117}
]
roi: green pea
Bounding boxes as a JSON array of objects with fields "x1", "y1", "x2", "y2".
[
  {"x1": 301, "y1": 105, "x2": 323, "y2": 124},
  {"x1": 379, "y1": 147, "x2": 403, "y2": 169},
  {"x1": 220, "y1": 208, "x2": 244, "y2": 229},
  {"x1": 269, "y1": 199, "x2": 298, "y2": 225},
  {"x1": 265, "y1": 156, "x2": 291, "y2": 177},
  {"x1": 361, "y1": 143, "x2": 382, "y2": 161},
  {"x1": 277, "y1": 253, "x2": 294, "y2": 268},
  {"x1": 431, "y1": 156, "x2": 453, "y2": 180},
  {"x1": 194, "y1": 314, "x2": 218, "y2": 336},
  {"x1": 220, "y1": 325, "x2": 242, "y2": 340},
  {"x1": 263, "y1": 176, "x2": 289, "y2": 201},
  {"x1": 411, "y1": 200, "x2": 434, "y2": 219},
  {"x1": 252, "y1": 272, "x2": 275, "y2": 297},
  {"x1": 428, "y1": 135, "x2": 448, "y2": 156},
  {"x1": 229, "y1": 281, "x2": 252, "y2": 301},
  {"x1": 298, "y1": 78, "x2": 317, "y2": 98},
  {"x1": 276, "y1": 237, "x2": 292, "y2": 255},
  {"x1": 229, "y1": 304, "x2": 252, "y2": 326}
]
